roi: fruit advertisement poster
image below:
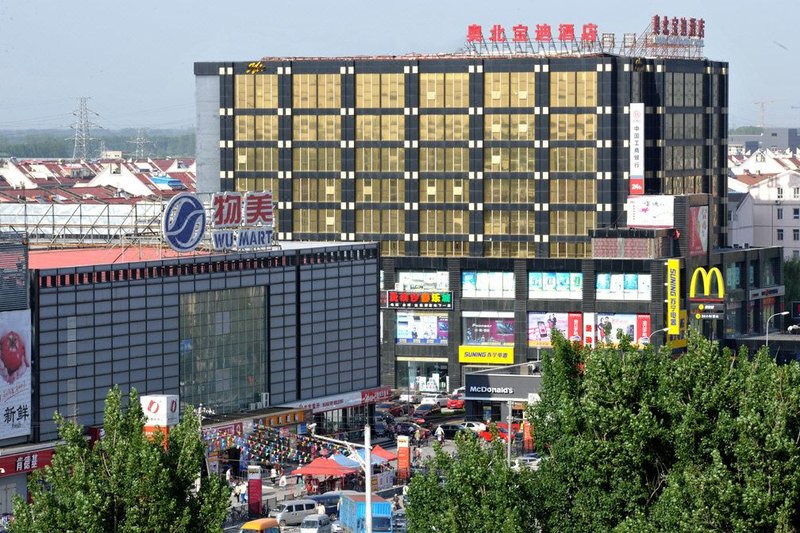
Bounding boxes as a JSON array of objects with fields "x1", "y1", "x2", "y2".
[{"x1": 0, "y1": 310, "x2": 31, "y2": 439}]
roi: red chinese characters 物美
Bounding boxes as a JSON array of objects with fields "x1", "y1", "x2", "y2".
[
  {"x1": 580, "y1": 23, "x2": 598, "y2": 42},
  {"x1": 489, "y1": 24, "x2": 507, "y2": 43},
  {"x1": 244, "y1": 192, "x2": 274, "y2": 225},
  {"x1": 535, "y1": 24, "x2": 552, "y2": 42},
  {"x1": 212, "y1": 193, "x2": 243, "y2": 227},
  {"x1": 558, "y1": 24, "x2": 575, "y2": 42},
  {"x1": 466, "y1": 24, "x2": 483, "y2": 42},
  {"x1": 512, "y1": 24, "x2": 529, "y2": 42}
]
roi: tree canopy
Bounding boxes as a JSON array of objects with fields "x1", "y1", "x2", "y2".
[
  {"x1": 406, "y1": 330, "x2": 800, "y2": 532},
  {"x1": 11, "y1": 386, "x2": 230, "y2": 533}
]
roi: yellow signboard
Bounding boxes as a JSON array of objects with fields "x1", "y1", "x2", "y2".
[
  {"x1": 667, "y1": 259, "x2": 681, "y2": 335},
  {"x1": 458, "y1": 345, "x2": 514, "y2": 365},
  {"x1": 668, "y1": 309, "x2": 688, "y2": 349}
]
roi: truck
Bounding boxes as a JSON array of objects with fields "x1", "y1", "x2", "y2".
[{"x1": 338, "y1": 493, "x2": 393, "y2": 533}]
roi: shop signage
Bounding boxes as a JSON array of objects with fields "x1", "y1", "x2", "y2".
[
  {"x1": 458, "y1": 345, "x2": 514, "y2": 365},
  {"x1": 749, "y1": 286, "x2": 785, "y2": 300},
  {"x1": 140, "y1": 395, "x2": 180, "y2": 427},
  {"x1": 667, "y1": 259, "x2": 681, "y2": 334},
  {"x1": 0, "y1": 447, "x2": 54, "y2": 478},
  {"x1": 651, "y1": 15, "x2": 705, "y2": 40},
  {"x1": 383, "y1": 290, "x2": 453, "y2": 309},
  {"x1": 627, "y1": 196, "x2": 675, "y2": 229},
  {"x1": 668, "y1": 310, "x2": 688, "y2": 349},
  {"x1": 162, "y1": 191, "x2": 274, "y2": 253},
  {"x1": 202, "y1": 421, "x2": 243, "y2": 439},
  {"x1": 629, "y1": 103, "x2": 645, "y2": 195},
  {"x1": 468, "y1": 386, "x2": 514, "y2": 394},
  {"x1": 281, "y1": 386, "x2": 390, "y2": 414},
  {"x1": 689, "y1": 267, "x2": 724, "y2": 302},
  {"x1": 466, "y1": 22, "x2": 599, "y2": 44},
  {"x1": 690, "y1": 302, "x2": 725, "y2": 321},
  {"x1": 397, "y1": 436, "x2": 411, "y2": 481},
  {"x1": 361, "y1": 386, "x2": 392, "y2": 405},
  {"x1": 0, "y1": 309, "x2": 31, "y2": 440}
]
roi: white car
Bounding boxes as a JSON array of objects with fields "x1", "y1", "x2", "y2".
[
  {"x1": 420, "y1": 393, "x2": 449, "y2": 407},
  {"x1": 512, "y1": 453, "x2": 542, "y2": 471},
  {"x1": 462, "y1": 421, "x2": 487, "y2": 433},
  {"x1": 398, "y1": 392, "x2": 421, "y2": 404}
]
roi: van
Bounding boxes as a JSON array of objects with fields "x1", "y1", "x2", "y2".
[
  {"x1": 309, "y1": 490, "x2": 360, "y2": 519},
  {"x1": 299, "y1": 514, "x2": 332, "y2": 533},
  {"x1": 269, "y1": 498, "x2": 317, "y2": 527},
  {"x1": 237, "y1": 518, "x2": 280, "y2": 533}
]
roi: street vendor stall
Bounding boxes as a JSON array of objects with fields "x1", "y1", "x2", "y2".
[{"x1": 292, "y1": 457, "x2": 358, "y2": 494}]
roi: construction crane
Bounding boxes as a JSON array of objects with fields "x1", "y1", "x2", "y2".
[{"x1": 754, "y1": 100, "x2": 778, "y2": 128}]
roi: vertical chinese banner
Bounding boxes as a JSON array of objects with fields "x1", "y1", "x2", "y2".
[
  {"x1": 667, "y1": 260, "x2": 681, "y2": 334},
  {"x1": 247, "y1": 465, "x2": 263, "y2": 516},
  {"x1": 567, "y1": 313, "x2": 583, "y2": 344},
  {"x1": 397, "y1": 435, "x2": 411, "y2": 481},
  {"x1": 629, "y1": 102, "x2": 645, "y2": 195},
  {"x1": 636, "y1": 314, "x2": 651, "y2": 346},
  {"x1": 0, "y1": 310, "x2": 31, "y2": 440}
]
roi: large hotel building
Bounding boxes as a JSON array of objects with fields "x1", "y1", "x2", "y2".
[{"x1": 195, "y1": 26, "x2": 785, "y2": 406}]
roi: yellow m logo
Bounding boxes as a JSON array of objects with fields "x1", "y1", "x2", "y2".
[{"x1": 689, "y1": 267, "x2": 724, "y2": 299}]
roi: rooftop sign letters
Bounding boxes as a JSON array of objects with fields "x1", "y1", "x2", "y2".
[{"x1": 162, "y1": 192, "x2": 275, "y2": 253}]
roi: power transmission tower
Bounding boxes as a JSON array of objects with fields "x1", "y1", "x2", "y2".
[
  {"x1": 68, "y1": 97, "x2": 100, "y2": 161},
  {"x1": 754, "y1": 100, "x2": 777, "y2": 129},
  {"x1": 128, "y1": 129, "x2": 153, "y2": 159}
]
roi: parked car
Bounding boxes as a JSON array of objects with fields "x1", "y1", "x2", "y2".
[
  {"x1": 269, "y1": 498, "x2": 318, "y2": 527},
  {"x1": 331, "y1": 520, "x2": 344, "y2": 533},
  {"x1": 436, "y1": 423, "x2": 467, "y2": 440},
  {"x1": 412, "y1": 403, "x2": 441, "y2": 423},
  {"x1": 375, "y1": 402, "x2": 404, "y2": 417},
  {"x1": 479, "y1": 426, "x2": 511, "y2": 443},
  {"x1": 462, "y1": 421, "x2": 487, "y2": 433},
  {"x1": 419, "y1": 393, "x2": 449, "y2": 407},
  {"x1": 393, "y1": 509, "x2": 408, "y2": 532},
  {"x1": 373, "y1": 419, "x2": 394, "y2": 438},
  {"x1": 446, "y1": 393, "x2": 465, "y2": 410},
  {"x1": 299, "y1": 514, "x2": 332, "y2": 533},
  {"x1": 512, "y1": 453, "x2": 542, "y2": 472},
  {"x1": 398, "y1": 392, "x2": 421, "y2": 404},
  {"x1": 395, "y1": 421, "x2": 431, "y2": 441}
]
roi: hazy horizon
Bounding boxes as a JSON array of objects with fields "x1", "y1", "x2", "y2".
[{"x1": 2, "y1": 0, "x2": 798, "y2": 130}]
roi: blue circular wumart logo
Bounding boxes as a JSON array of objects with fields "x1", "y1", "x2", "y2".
[{"x1": 162, "y1": 193, "x2": 206, "y2": 252}]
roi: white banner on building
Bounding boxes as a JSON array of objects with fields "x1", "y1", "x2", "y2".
[
  {"x1": 0, "y1": 310, "x2": 31, "y2": 439},
  {"x1": 629, "y1": 102, "x2": 645, "y2": 194},
  {"x1": 627, "y1": 195, "x2": 675, "y2": 229}
]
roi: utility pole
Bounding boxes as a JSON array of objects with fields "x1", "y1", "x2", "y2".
[
  {"x1": 506, "y1": 401, "x2": 513, "y2": 467},
  {"x1": 68, "y1": 97, "x2": 100, "y2": 161}
]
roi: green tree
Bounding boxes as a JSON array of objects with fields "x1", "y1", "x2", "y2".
[
  {"x1": 11, "y1": 386, "x2": 230, "y2": 533},
  {"x1": 405, "y1": 432, "x2": 537, "y2": 533},
  {"x1": 784, "y1": 258, "x2": 800, "y2": 312}
]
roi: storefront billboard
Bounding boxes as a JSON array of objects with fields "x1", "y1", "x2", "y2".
[
  {"x1": 462, "y1": 272, "x2": 515, "y2": 299},
  {"x1": 626, "y1": 195, "x2": 675, "y2": 228},
  {"x1": 527, "y1": 312, "x2": 583, "y2": 347},
  {"x1": 596, "y1": 273, "x2": 652, "y2": 301},
  {"x1": 462, "y1": 316, "x2": 514, "y2": 345},
  {"x1": 396, "y1": 312, "x2": 449, "y2": 345},
  {"x1": 396, "y1": 271, "x2": 449, "y2": 291},
  {"x1": 596, "y1": 313, "x2": 651, "y2": 346},
  {"x1": 528, "y1": 272, "x2": 583, "y2": 300},
  {"x1": 689, "y1": 206, "x2": 709, "y2": 256},
  {"x1": 0, "y1": 309, "x2": 31, "y2": 440},
  {"x1": 458, "y1": 346, "x2": 514, "y2": 365}
]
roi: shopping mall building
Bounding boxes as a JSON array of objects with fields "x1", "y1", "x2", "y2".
[
  {"x1": 194, "y1": 20, "x2": 786, "y2": 393},
  {"x1": 0, "y1": 235, "x2": 384, "y2": 510}
]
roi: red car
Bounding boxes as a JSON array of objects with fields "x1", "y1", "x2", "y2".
[
  {"x1": 446, "y1": 394, "x2": 465, "y2": 410},
  {"x1": 374, "y1": 402, "x2": 404, "y2": 417},
  {"x1": 479, "y1": 426, "x2": 512, "y2": 443}
]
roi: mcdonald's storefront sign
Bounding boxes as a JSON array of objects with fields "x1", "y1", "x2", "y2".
[
  {"x1": 689, "y1": 267, "x2": 725, "y2": 301},
  {"x1": 689, "y1": 267, "x2": 725, "y2": 321}
]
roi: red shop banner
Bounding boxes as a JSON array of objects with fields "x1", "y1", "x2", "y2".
[
  {"x1": 0, "y1": 448, "x2": 54, "y2": 478},
  {"x1": 567, "y1": 313, "x2": 583, "y2": 344},
  {"x1": 637, "y1": 314, "x2": 652, "y2": 345}
]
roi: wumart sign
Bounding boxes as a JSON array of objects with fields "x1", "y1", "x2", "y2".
[{"x1": 162, "y1": 192, "x2": 274, "y2": 253}]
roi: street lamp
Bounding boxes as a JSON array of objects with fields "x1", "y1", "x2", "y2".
[
  {"x1": 766, "y1": 311, "x2": 790, "y2": 348},
  {"x1": 646, "y1": 327, "x2": 670, "y2": 346}
]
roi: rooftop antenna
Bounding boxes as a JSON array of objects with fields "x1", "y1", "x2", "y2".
[{"x1": 68, "y1": 97, "x2": 100, "y2": 161}]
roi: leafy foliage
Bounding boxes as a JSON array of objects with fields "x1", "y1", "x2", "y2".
[
  {"x1": 0, "y1": 129, "x2": 195, "y2": 159},
  {"x1": 11, "y1": 386, "x2": 229, "y2": 533},
  {"x1": 405, "y1": 433, "x2": 536, "y2": 533},
  {"x1": 784, "y1": 258, "x2": 800, "y2": 313}
]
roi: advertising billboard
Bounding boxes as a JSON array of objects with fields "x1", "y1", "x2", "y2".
[
  {"x1": 527, "y1": 312, "x2": 583, "y2": 347},
  {"x1": 596, "y1": 273, "x2": 652, "y2": 301},
  {"x1": 462, "y1": 316, "x2": 514, "y2": 345},
  {"x1": 458, "y1": 345, "x2": 514, "y2": 365},
  {"x1": 629, "y1": 102, "x2": 645, "y2": 195},
  {"x1": 626, "y1": 195, "x2": 675, "y2": 229},
  {"x1": 0, "y1": 309, "x2": 31, "y2": 440},
  {"x1": 689, "y1": 206, "x2": 709, "y2": 256},
  {"x1": 397, "y1": 271, "x2": 449, "y2": 291},
  {"x1": 596, "y1": 313, "x2": 652, "y2": 346},
  {"x1": 396, "y1": 311, "x2": 449, "y2": 345},
  {"x1": 462, "y1": 272, "x2": 515, "y2": 299},
  {"x1": 667, "y1": 259, "x2": 681, "y2": 334},
  {"x1": 528, "y1": 272, "x2": 583, "y2": 300}
]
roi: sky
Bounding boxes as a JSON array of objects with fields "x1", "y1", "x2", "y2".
[{"x1": 0, "y1": 0, "x2": 797, "y2": 131}]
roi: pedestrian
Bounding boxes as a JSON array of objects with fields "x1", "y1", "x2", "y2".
[
  {"x1": 225, "y1": 467, "x2": 233, "y2": 486},
  {"x1": 317, "y1": 502, "x2": 326, "y2": 515},
  {"x1": 279, "y1": 474, "x2": 287, "y2": 487},
  {"x1": 239, "y1": 482, "x2": 247, "y2": 504},
  {"x1": 414, "y1": 447, "x2": 422, "y2": 465},
  {"x1": 435, "y1": 425, "x2": 444, "y2": 444},
  {"x1": 270, "y1": 465, "x2": 278, "y2": 484},
  {"x1": 414, "y1": 428, "x2": 421, "y2": 444}
]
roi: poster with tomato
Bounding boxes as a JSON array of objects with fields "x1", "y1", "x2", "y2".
[{"x1": 0, "y1": 309, "x2": 31, "y2": 439}]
